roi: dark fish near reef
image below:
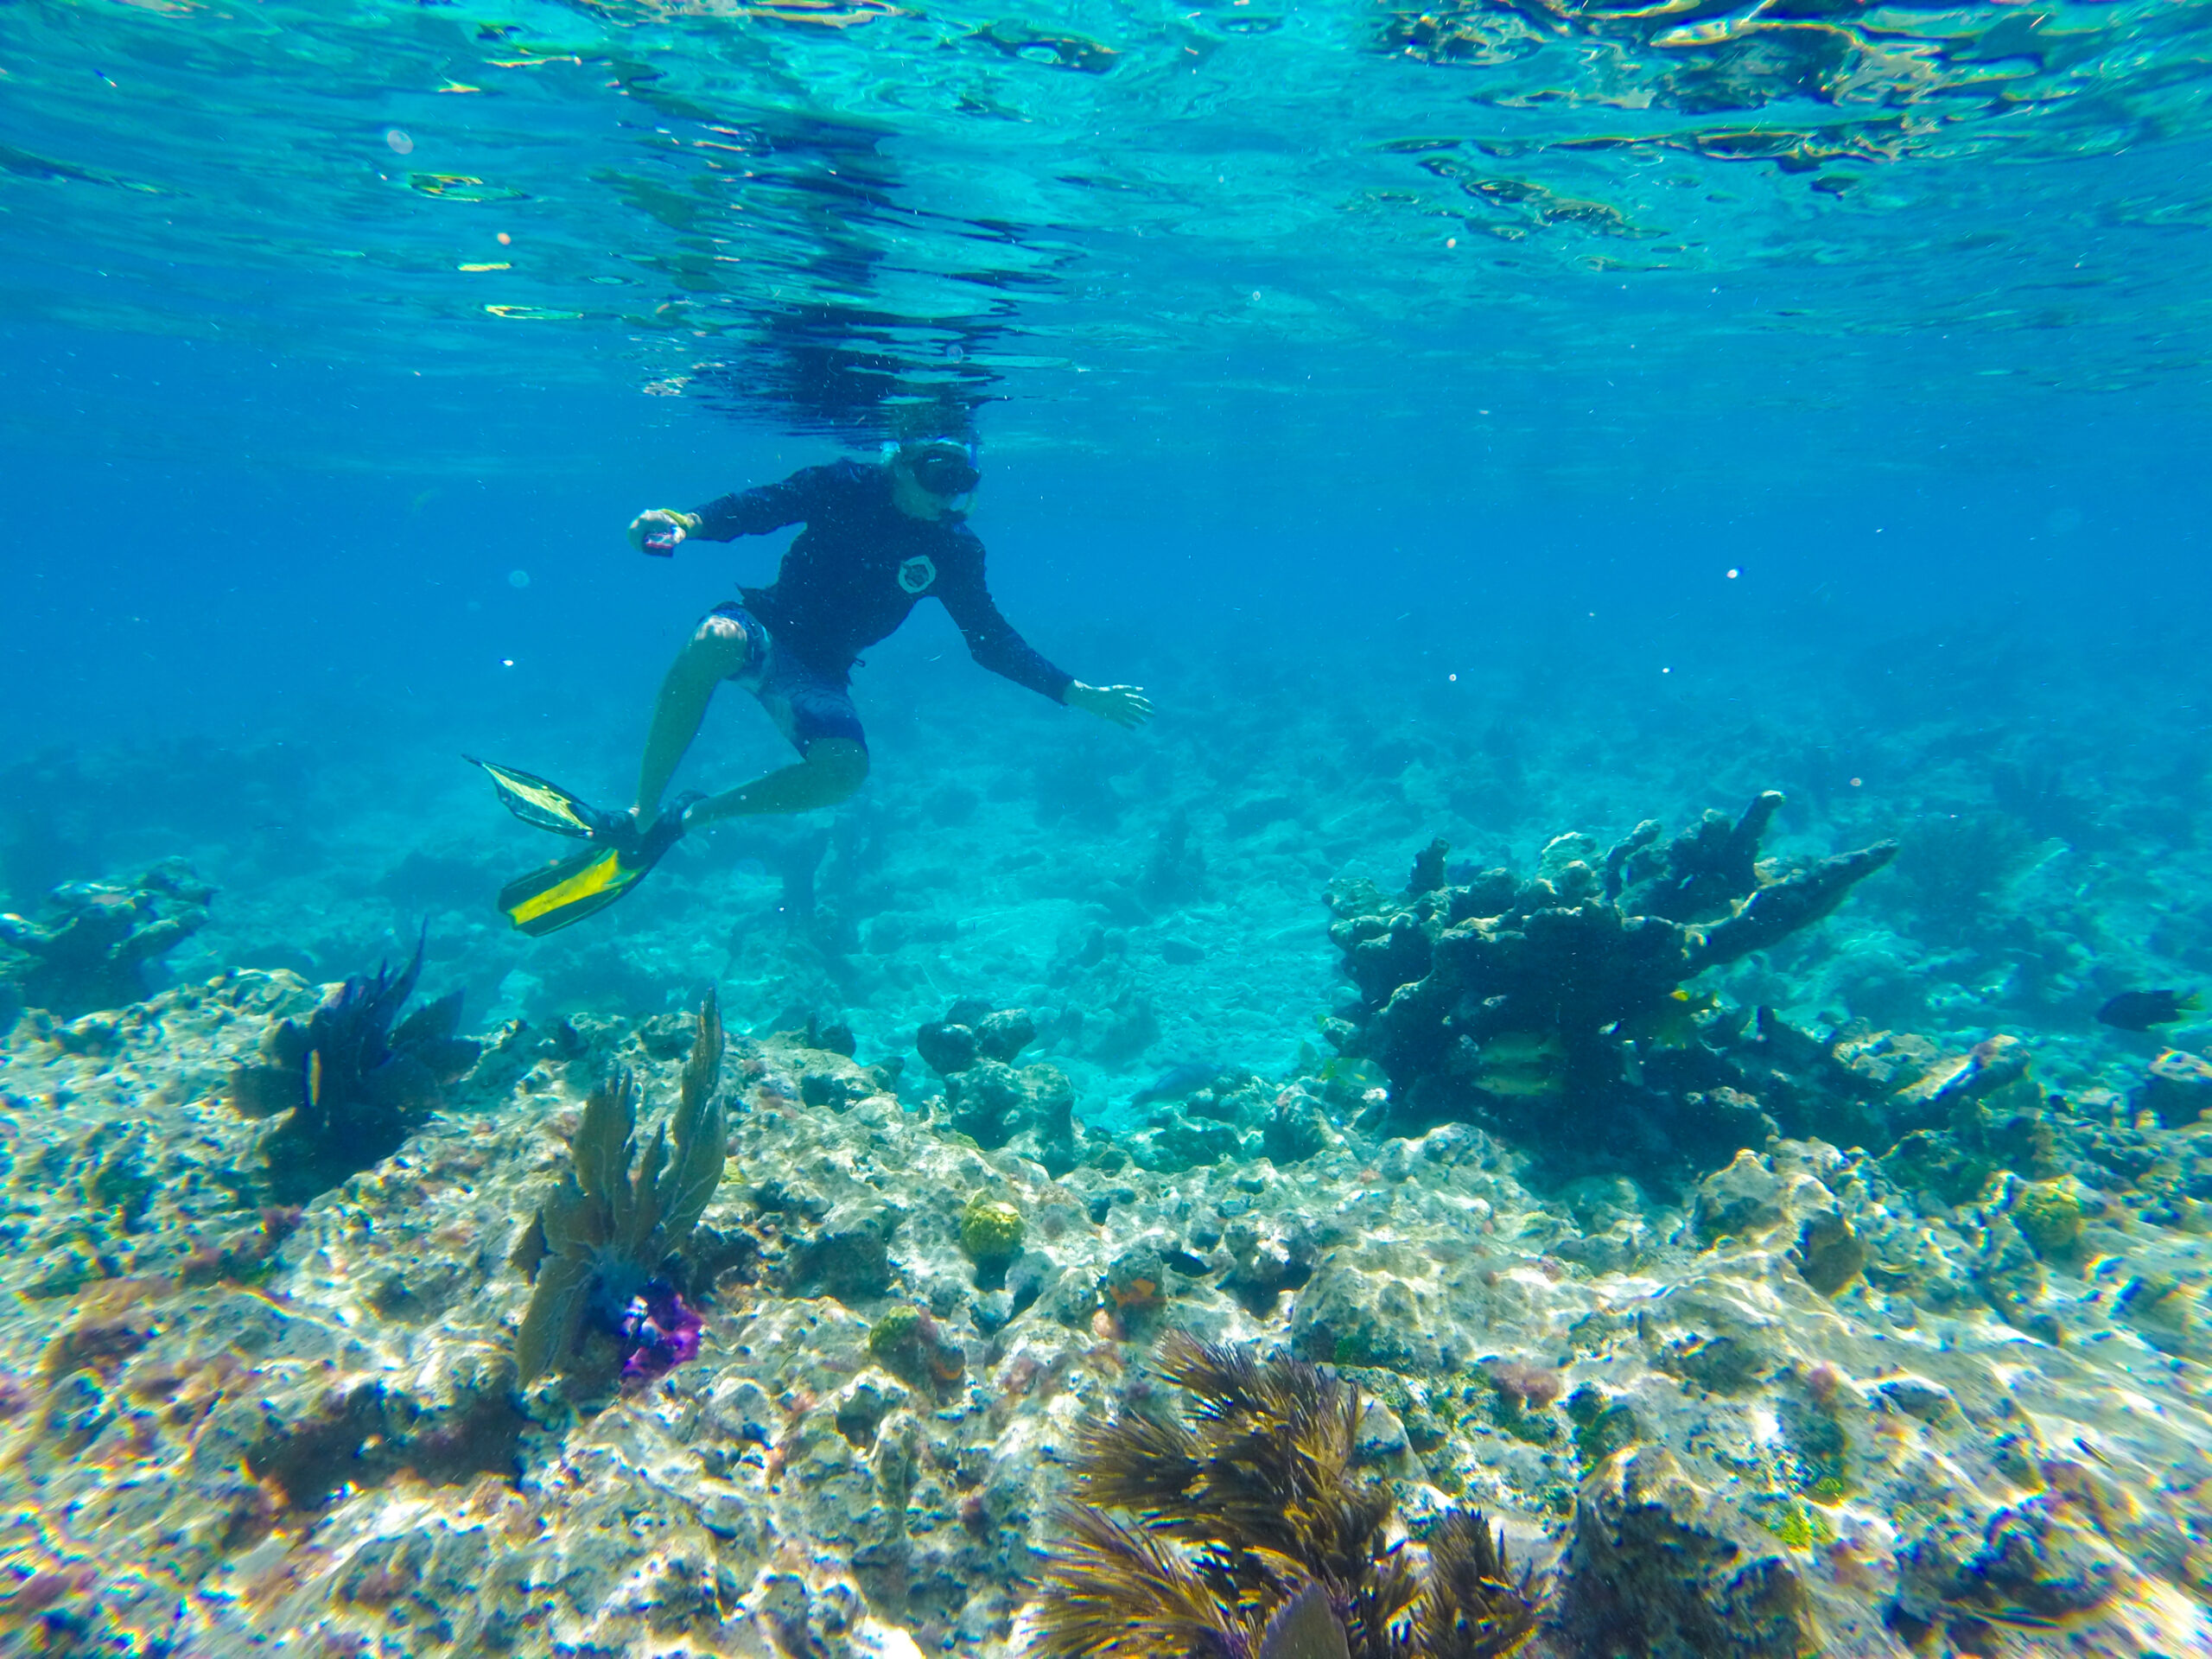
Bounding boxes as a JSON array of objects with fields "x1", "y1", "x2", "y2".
[
  {"x1": 1129, "y1": 1058, "x2": 1224, "y2": 1108},
  {"x1": 2095, "y1": 988, "x2": 2202, "y2": 1032}
]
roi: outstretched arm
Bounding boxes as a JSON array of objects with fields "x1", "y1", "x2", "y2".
[
  {"x1": 626, "y1": 466, "x2": 835, "y2": 555},
  {"x1": 935, "y1": 539, "x2": 1153, "y2": 727},
  {"x1": 934, "y1": 540, "x2": 1078, "y2": 704}
]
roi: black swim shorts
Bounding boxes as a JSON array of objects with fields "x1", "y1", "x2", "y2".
[{"x1": 708, "y1": 601, "x2": 867, "y2": 754}]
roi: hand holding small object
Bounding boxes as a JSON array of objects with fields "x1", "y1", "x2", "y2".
[{"x1": 629, "y1": 509, "x2": 701, "y2": 556}]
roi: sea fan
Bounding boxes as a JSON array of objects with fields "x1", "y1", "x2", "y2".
[
  {"x1": 1030, "y1": 1334, "x2": 1542, "y2": 1659},
  {"x1": 512, "y1": 990, "x2": 727, "y2": 1385}
]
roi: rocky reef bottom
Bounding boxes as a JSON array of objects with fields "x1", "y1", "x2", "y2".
[{"x1": 2, "y1": 971, "x2": 2209, "y2": 1658}]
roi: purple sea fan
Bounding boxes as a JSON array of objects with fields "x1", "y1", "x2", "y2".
[{"x1": 620, "y1": 1283, "x2": 706, "y2": 1387}]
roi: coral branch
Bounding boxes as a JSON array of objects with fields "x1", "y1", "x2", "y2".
[{"x1": 1324, "y1": 796, "x2": 1894, "y2": 1172}]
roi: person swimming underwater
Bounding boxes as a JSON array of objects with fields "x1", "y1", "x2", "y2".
[{"x1": 474, "y1": 418, "x2": 1152, "y2": 934}]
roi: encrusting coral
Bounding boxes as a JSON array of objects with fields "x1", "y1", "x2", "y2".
[
  {"x1": 1324, "y1": 795, "x2": 1894, "y2": 1175},
  {"x1": 1028, "y1": 1333, "x2": 1542, "y2": 1659},
  {"x1": 0, "y1": 858, "x2": 213, "y2": 1018},
  {"x1": 228, "y1": 934, "x2": 480, "y2": 1204},
  {"x1": 511, "y1": 990, "x2": 727, "y2": 1386}
]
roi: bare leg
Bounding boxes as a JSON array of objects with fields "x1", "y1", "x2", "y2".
[
  {"x1": 636, "y1": 613, "x2": 752, "y2": 817},
  {"x1": 688, "y1": 739, "x2": 868, "y2": 826},
  {"x1": 636, "y1": 616, "x2": 871, "y2": 823}
]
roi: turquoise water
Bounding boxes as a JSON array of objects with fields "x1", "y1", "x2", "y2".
[
  {"x1": 6, "y1": 2, "x2": 2212, "y2": 1650},
  {"x1": 10, "y1": 0, "x2": 2212, "y2": 466},
  {"x1": 6, "y1": 0, "x2": 2212, "y2": 1166}
]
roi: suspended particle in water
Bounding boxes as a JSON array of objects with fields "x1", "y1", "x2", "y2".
[
  {"x1": 1849, "y1": 777, "x2": 1863, "y2": 788},
  {"x1": 497, "y1": 231, "x2": 512, "y2": 245},
  {"x1": 508, "y1": 569, "x2": 531, "y2": 588},
  {"x1": 1726, "y1": 567, "x2": 1740, "y2": 579},
  {"x1": 1661, "y1": 666, "x2": 1671, "y2": 674},
  {"x1": 502, "y1": 658, "x2": 515, "y2": 667},
  {"x1": 1448, "y1": 672, "x2": 1458, "y2": 683},
  {"x1": 1446, "y1": 237, "x2": 1458, "y2": 249},
  {"x1": 385, "y1": 129, "x2": 415, "y2": 156}
]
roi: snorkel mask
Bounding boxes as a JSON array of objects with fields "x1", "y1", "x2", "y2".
[{"x1": 897, "y1": 436, "x2": 981, "y2": 502}]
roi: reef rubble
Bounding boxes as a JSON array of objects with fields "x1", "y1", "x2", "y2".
[{"x1": 0, "y1": 944, "x2": 2208, "y2": 1658}]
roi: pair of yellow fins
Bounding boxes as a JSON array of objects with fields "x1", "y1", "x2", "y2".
[{"x1": 469, "y1": 759, "x2": 696, "y2": 936}]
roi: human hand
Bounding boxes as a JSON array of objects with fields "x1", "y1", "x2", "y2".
[
  {"x1": 1066, "y1": 682, "x2": 1154, "y2": 729},
  {"x1": 628, "y1": 508, "x2": 701, "y2": 556}
]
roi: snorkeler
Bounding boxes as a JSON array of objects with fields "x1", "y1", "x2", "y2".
[{"x1": 476, "y1": 420, "x2": 1152, "y2": 934}]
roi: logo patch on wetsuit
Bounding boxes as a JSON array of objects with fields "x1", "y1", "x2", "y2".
[{"x1": 897, "y1": 555, "x2": 938, "y2": 594}]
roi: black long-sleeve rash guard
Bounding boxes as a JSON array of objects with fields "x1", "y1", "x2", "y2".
[{"x1": 687, "y1": 460, "x2": 1073, "y2": 704}]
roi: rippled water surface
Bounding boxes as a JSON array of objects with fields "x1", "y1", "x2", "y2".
[{"x1": 7, "y1": 0, "x2": 2209, "y2": 474}]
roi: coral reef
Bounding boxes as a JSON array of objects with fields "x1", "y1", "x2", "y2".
[
  {"x1": 3, "y1": 978, "x2": 2211, "y2": 1656},
  {"x1": 1028, "y1": 1333, "x2": 1542, "y2": 1659},
  {"x1": 1324, "y1": 797, "x2": 1895, "y2": 1179},
  {"x1": 0, "y1": 859, "x2": 213, "y2": 1019},
  {"x1": 228, "y1": 936, "x2": 480, "y2": 1205},
  {"x1": 511, "y1": 991, "x2": 727, "y2": 1385},
  {"x1": 917, "y1": 999, "x2": 1085, "y2": 1173}
]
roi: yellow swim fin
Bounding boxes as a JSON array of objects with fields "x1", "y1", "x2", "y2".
[
  {"x1": 471, "y1": 755, "x2": 699, "y2": 936},
  {"x1": 497, "y1": 844, "x2": 652, "y2": 937},
  {"x1": 467, "y1": 755, "x2": 610, "y2": 838}
]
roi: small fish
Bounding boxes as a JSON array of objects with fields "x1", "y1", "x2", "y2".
[
  {"x1": 2094, "y1": 988, "x2": 2201, "y2": 1032},
  {"x1": 1319, "y1": 1055, "x2": 1389, "y2": 1094},
  {"x1": 1624, "y1": 988, "x2": 1717, "y2": 1050},
  {"x1": 1130, "y1": 1059, "x2": 1223, "y2": 1109}
]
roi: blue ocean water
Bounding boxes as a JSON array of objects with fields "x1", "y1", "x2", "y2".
[
  {"x1": 5, "y1": 1, "x2": 2212, "y2": 1647},
  {"x1": 5, "y1": 0, "x2": 2212, "y2": 1110},
  {"x1": 4, "y1": 0, "x2": 2211, "y2": 1076}
]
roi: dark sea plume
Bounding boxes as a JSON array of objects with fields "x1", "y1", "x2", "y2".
[
  {"x1": 229, "y1": 932, "x2": 480, "y2": 1204},
  {"x1": 1028, "y1": 1333, "x2": 1543, "y2": 1659}
]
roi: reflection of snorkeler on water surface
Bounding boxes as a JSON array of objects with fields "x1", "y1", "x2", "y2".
[{"x1": 474, "y1": 407, "x2": 1153, "y2": 934}]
